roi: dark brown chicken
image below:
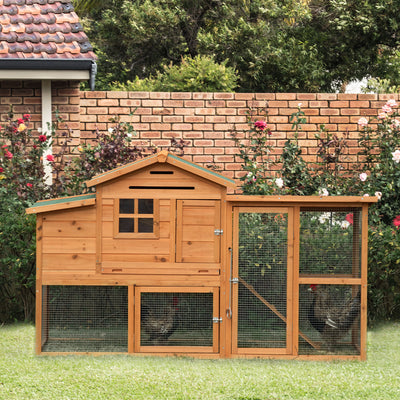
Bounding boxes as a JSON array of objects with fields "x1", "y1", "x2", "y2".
[
  {"x1": 141, "y1": 296, "x2": 179, "y2": 345},
  {"x1": 308, "y1": 285, "x2": 361, "y2": 351}
]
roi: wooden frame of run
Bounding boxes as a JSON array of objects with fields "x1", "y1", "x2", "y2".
[{"x1": 224, "y1": 197, "x2": 371, "y2": 360}]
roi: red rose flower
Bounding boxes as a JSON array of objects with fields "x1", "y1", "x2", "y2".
[
  {"x1": 27, "y1": 183, "x2": 33, "y2": 188},
  {"x1": 254, "y1": 120, "x2": 268, "y2": 131},
  {"x1": 39, "y1": 135, "x2": 47, "y2": 142},
  {"x1": 345, "y1": 213, "x2": 354, "y2": 225},
  {"x1": 23, "y1": 114, "x2": 31, "y2": 121},
  {"x1": 0, "y1": 167, "x2": 3, "y2": 173},
  {"x1": 5, "y1": 151, "x2": 13, "y2": 160},
  {"x1": 393, "y1": 215, "x2": 400, "y2": 229},
  {"x1": 46, "y1": 154, "x2": 55, "y2": 162},
  {"x1": 17, "y1": 118, "x2": 24, "y2": 125}
]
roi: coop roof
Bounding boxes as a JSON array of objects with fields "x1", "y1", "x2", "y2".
[
  {"x1": 26, "y1": 193, "x2": 96, "y2": 214},
  {"x1": 85, "y1": 150, "x2": 237, "y2": 189},
  {"x1": 0, "y1": 0, "x2": 97, "y2": 86}
]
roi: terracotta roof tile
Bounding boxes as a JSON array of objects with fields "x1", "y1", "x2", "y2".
[{"x1": 0, "y1": 0, "x2": 96, "y2": 60}]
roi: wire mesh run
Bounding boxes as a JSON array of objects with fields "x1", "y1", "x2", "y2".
[
  {"x1": 140, "y1": 292, "x2": 214, "y2": 347},
  {"x1": 298, "y1": 284, "x2": 361, "y2": 355},
  {"x1": 41, "y1": 286, "x2": 128, "y2": 353},
  {"x1": 300, "y1": 208, "x2": 362, "y2": 276},
  {"x1": 237, "y1": 212, "x2": 288, "y2": 349}
]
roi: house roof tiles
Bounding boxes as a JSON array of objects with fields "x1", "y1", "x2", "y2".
[{"x1": 0, "y1": 0, "x2": 96, "y2": 60}]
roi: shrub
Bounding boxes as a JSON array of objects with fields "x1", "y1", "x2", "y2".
[{"x1": 113, "y1": 55, "x2": 238, "y2": 92}]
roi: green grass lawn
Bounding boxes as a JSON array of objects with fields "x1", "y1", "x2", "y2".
[{"x1": 0, "y1": 323, "x2": 399, "y2": 400}]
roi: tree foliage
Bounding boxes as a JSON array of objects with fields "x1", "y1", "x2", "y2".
[{"x1": 77, "y1": 0, "x2": 400, "y2": 92}]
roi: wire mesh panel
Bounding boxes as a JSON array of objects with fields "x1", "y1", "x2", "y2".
[
  {"x1": 236, "y1": 211, "x2": 288, "y2": 350},
  {"x1": 139, "y1": 291, "x2": 215, "y2": 349},
  {"x1": 300, "y1": 208, "x2": 362, "y2": 276},
  {"x1": 41, "y1": 286, "x2": 128, "y2": 353},
  {"x1": 298, "y1": 284, "x2": 361, "y2": 355}
]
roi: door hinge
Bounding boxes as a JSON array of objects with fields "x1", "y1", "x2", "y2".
[
  {"x1": 213, "y1": 317, "x2": 222, "y2": 324},
  {"x1": 230, "y1": 278, "x2": 239, "y2": 284},
  {"x1": 214, "y1": 229, "x2": 223, "y2": 236}
]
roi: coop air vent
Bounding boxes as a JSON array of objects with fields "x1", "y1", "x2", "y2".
[{"x1": 129, "y1": 186, "x2": 195, "y2": 190}]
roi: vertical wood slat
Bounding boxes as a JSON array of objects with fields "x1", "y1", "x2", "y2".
[
  {"x1": 128, "y1": 285, "x2": 134, "y2": 353},
  {"x1": 212, "y1": 287, "x2": 220, "y2": 354},
  {"x1": 35, "y1": 215, "x2": 43, "y2": 355},
  {"x1": 292, "y1": 206, "x2": 301, "y2": 356},
  {"x1": 286, "y1": 207, "x2": 294, "y2": 355},
  {"x1": 95, "y1": 187, "x2": 102, "y2": 273},
  {"x1": 360, "y1": 204, "x2": 369, "y2": 360}
]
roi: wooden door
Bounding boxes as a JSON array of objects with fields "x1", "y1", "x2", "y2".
[
  {"x1": 232, "y1": 207, "x2": 294, "y2": 355},
  {"x1": 176, "y1": 200, "x2": 221, "y2": 263}
]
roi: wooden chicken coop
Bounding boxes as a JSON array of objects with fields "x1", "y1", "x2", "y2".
[{"x1": 27, "y1": 151, "x2": 376, "y2": 360}]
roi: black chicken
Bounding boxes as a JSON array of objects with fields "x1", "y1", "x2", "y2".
[
  {"x1": 141, "y1": 296, "x2": 180, "y2": 345},
  {"x1": 308, "y1": 285, "x2": 361, "y2": 351}
]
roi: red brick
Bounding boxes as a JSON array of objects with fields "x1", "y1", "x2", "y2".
[
  {"x1": 84, "y1": 91, "x2": 106, "y2": 98},
  {"x1": 172, "y1": 123, "x2": 192, "y2": 130},
  {"x1": 193, "y1": 93, "x2": 214, "y2": 99},
  {"x1": 317, "y1": 93, "x2": 337, "y2": 100},
  {"x1": 98, "y1": 99, "x2": 119, "y2": 106},
  {"x1": 276, "y1": 93, "x2": 296, "y2": 100},
  {"x1": 142, "y1": 99, "x2": 163, "y2": 107},
  {"x1": 171, "y1": 93, "x2": 192, "y2": 99},
  {"x1": 297, "y1": 93, "x2": 317, "y2": 100},
  {"x1": 216, "y1": 108, "x2": 237, "y2": 115},
  {"x1": 129, "y1": 92, "x2": 150, "y2": 99},
  {"x1": 214, "y1": 93, "x2": 234, "y2": 99},
  {"x1": 150, "y1": 92, "x2": 171, "y2": 99},
  {"x1": 194, "y1": 139, "x2": 214, "y2": 146}
]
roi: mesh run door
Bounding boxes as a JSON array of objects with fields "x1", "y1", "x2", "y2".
[
  {"x1": 232, "y1": 207, "x2": 293, "y2": 355},
  {"x1": 135, "y1": 287, "x2": 220, "y2": 354}
]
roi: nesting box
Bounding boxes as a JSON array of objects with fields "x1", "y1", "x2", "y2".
[{"x1": 27, "y1": 151, "x2": 376, "y2": 359}]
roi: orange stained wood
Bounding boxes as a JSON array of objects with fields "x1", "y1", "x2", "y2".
[{"x1": 176, "y1": 200, "x2": 221, "y2": 263}]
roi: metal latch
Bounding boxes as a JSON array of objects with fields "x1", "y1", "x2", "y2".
[
  {"x1": 214, "y1": 229, "x2": 223, "y2": 236},
  {"x1": 213, "y1": 317, "x2": 222, "y2": 323},
  {"x1": 230, "y1": 278, "x2": 239, "y2": 284}
]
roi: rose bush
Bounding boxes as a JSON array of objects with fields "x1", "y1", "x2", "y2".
[
  {"x1": 0, "y1": 111, "x2": 186, "y2": 322},
  {"x1": 232, "y1": 101, "x2": 400, "y2": 322}
]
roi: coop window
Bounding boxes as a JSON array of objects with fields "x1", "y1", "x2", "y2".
[{"x1": 115, "y1": 198, "x2": 159, "y2": 238}]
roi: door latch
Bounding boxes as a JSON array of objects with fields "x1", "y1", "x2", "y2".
[
  {"x1": 214, "y1": 229, "x2": 223, "y2": 236},
  {"x1": 213, "y1": 317, "x2": 222, "y2": 323}
]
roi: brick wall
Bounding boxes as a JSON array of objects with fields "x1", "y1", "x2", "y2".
[
  {"x1": 0, "y1": 80, "x2": 81, "y2": 153},
  {"x1": 80, "y1": 91, "x2": 399, "y2": 180},
  {"x1": 2, "y1": 85, "x2": 398, "y2": 182}
]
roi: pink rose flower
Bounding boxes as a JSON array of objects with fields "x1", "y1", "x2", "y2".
[
  {"x1": 46, "y1": 154, "x2": 55, "y2": 162},
  {"x1": 254, "y1": 120, "x2": 268, "y2": 131},
  {"x1": 386, "y1": 99, "x2": 398, "y2": 108},
  {"x1": 359, "y1": 172, "x2": 368, "y2": 182},
  {"x1": 5, "y1": 151, "x2": 13, "y2": 159},
  {"x1": 382, "y1": 104, "x2": 393, "y2": 114},
  {"x1": 357, "y1": 117, "x2": 368, "y2": 127},
  {"x1": 378, "y1": 112, "x2": 387, "y2": 119},
  {"x1": 392, "y1": 150, "x2": 400, "y2": 163},
  {"x1": 26, "y1": 183, "x2": 33, "y2": 188}
]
